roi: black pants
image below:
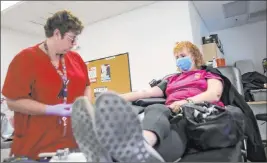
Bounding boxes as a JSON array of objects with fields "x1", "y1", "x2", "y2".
[{"x1": 142, "y1": 104, "x2": 187, "y2": 162}]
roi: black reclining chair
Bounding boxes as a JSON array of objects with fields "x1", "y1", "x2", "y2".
[
  {"x1": 132, "y1": 66, "x2": 248, "y2": 162},
  {"x1": 256, "y1": 114, "x2": 267, "y2": 147}
]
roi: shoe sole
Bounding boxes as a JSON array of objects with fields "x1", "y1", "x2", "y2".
[
  {"x1": 94, "y1": 92, "x2": 164, "y2": 162},
  {"x1": 71, "y1": 96, "x2": 113, "y2": 162}
]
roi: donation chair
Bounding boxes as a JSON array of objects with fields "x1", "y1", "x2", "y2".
[
  {"x1": 256, "y1": 113, "x2": 267, "y2": 148},
  {"x1": 256, "y1": 113, "x2": 267, "y2": 156},
  {"x1": 132, "y1": 66, "x2": 248, "y2": 162}
]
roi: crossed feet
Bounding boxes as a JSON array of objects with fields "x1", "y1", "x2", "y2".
[{"x1": 71, "y1": 92, "x2": 165, "y2": 162}]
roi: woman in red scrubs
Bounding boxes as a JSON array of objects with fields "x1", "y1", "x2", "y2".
[{"x1": 2, "y1": 10, "x2": 91, "y2": 160}]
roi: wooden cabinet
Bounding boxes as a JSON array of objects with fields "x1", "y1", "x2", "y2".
[{"x1": 202, "y1": 43, "x2": 224, "y2": 63}]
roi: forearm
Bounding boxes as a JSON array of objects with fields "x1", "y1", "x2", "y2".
[
  {"x1": 6, "y1": 98, "x2": 47, "y2": 115},
  {"x1": 84, "y1": 86, "x2": 92, "y2": 101},
  {"x1": 120, "y1": 91, "x2": 150, "y2": 102},
  {"x1": 188, "y1": 91, "x2": 221, "y2": 103}
]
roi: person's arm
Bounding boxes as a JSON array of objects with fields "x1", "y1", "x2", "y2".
[
  {"x1": 6, "y1": 98, "x2": 72, "y2": 116},
  {"x1": 84, "y1": 86, "x2": 92, "y2": 101},
  {"x1": 2, "y1": 50, "x2": 49, "y2": 115},
  {"x1": 120, "y1": 78, "x2": 168, "y2": 102},
  {"x1": 78, "y1": 53, "x2": 92, "y2": 101},
  {"x1": 187, "y1": 78, "x2": 223, "y2": 103},
  {"x1": 6, "y1": 98, "x2": 47, "y2": 115},
  {"x1": 169, "y1": 78, "x2": 223, "y2": 112},
  {"x1": 120, "y1": 86, "x2": 164, "y2": 102}
]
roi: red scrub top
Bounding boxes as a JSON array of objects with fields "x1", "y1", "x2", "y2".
[{"x1": 2, "y1": 43, "x2": 90, "y2": 160}]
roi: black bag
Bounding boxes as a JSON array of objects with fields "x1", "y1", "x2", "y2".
[{"x1": 182, "y1": 102, "x2": 246, "y2": 150}]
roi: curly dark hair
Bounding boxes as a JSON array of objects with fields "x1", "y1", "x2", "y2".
[{"x1": 44, "y1": 10, "x2": 84, "y2": 38}]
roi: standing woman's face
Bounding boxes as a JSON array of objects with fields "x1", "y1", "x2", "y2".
[{"x1": 53, "y1": 29, "x2": 78, "y2": 54}]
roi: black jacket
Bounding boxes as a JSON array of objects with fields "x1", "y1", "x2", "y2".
[
  {"x1": 242, "y1": 71, "x2": 267, "y2": 101},
  {"x1": 203, "y1": 66, "x2": 266, "y2": 162}
]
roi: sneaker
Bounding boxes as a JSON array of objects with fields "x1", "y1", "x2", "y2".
[
  {"x1": 71, "y1": 96, "x2": 113, "y2": 162},
  {"x1": 71, "y1": 92, "x2": 165, "y2": 162}
]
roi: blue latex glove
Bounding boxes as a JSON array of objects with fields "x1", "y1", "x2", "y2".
[{"x1": 45, "y1": 104, "x2": 72, "y2": 116}]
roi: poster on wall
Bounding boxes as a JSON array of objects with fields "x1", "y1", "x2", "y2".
[
  {"x1": 88, "y1": 67, "x2": 97, "y2": 83},
  {"x1": 101, "y1": 64, "x2": 111, "y2": 82},
  {"x1": 94, "y1": 87, "x2": 108, "y2": 98}
]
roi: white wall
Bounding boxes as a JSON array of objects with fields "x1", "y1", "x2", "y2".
[
  {"x1": 1, "y1": 27, "x2": 43, "y2": 89},
  {"x1": 189, "y1": 1, "x2": 210, "y2": 53},
  {"x1": 78, "y1": 1, "x2": 194, "y2": 91},
  {"x1": 211, "y1": 21, "x2": 266, "y2": 74}
]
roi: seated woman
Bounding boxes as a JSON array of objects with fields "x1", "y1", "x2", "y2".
[{"x1": 70, "y1": 41, "x2": 224, "y2": 162}]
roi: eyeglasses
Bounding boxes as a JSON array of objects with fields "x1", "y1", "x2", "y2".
[{"x1": 65, "y1": 33, "x2": 78, "y2": 44}]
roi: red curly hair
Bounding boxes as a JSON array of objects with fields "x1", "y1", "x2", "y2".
[{"x1": 173, "y1": 41, "x2": 205, "y2": 68}]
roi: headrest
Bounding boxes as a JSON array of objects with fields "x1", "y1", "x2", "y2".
[
  {"x1": 235, "y1": 60, "x2": 255, "y2": 75},
  {"x1": 217, "y1": 66, "x2": 244, "y2": 96}
]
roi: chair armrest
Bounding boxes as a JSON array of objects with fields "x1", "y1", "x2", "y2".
[
  {"x1": 255, "y1": 113, "x2": 267, "y2": 122},
  {"x1": 132, "y1": 98, "x2": 166, "y2": 107}
]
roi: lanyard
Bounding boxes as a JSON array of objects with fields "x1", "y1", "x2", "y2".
[{"x1": 44, "y1": 41, "x2": 69, "y2": 137}]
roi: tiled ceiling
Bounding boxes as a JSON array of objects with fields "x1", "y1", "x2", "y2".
[
  {"x1": 193, "y1": 1, "x2": 266, "y2": 32},
  {"x1": 1, "y1": 1, "x2": 266, "y2": 36},
  {"x1": 1, "y1": 1, "x2": 156, "y2": 37}
]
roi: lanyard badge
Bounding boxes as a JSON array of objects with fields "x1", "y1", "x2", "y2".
[
  {"x1": 44, "y1": 41, "x2": 69, "y2": 137},
  {"x1": 58, "y1": 79, "x2": 69, "y2": 99}
]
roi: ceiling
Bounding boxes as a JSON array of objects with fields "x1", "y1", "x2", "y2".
[
  {"x1": 193, "y1": 1, "x2": 267, "y2": 32},
  {"x1": 1, "y1": 1, "x2": 266, "y2": 36},
  {"x1": 1, "y1": 1, "x2": 155, "y2": 37}
]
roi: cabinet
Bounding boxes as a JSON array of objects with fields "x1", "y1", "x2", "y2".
[{"x1": 202, "y1": 43, "x2": 224, "y2": 63}]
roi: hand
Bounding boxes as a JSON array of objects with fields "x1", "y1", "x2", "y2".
[
  {"x1": 168, "y1": 100, "x2": 188, "y2": 113},
  {"x1": 45, "y1": 103, "x2": 73, "y2": 117}
]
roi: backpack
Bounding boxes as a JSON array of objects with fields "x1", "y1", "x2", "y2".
[{"x1": 182, "y1": 102, "x2": 246, "y2": 150}]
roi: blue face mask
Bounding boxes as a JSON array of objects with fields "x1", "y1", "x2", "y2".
[{"x1": 176, "y1": 56, "x2": 192, "y2": 71}]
